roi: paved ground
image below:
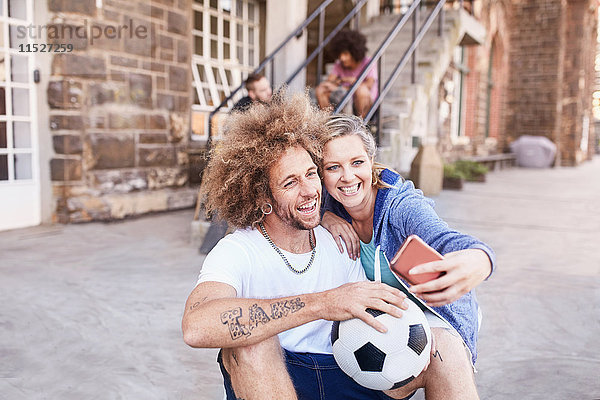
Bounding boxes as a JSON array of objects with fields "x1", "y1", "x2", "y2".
[{"x1": 1, "y1": 157, "x2": 599, "y2": 400}]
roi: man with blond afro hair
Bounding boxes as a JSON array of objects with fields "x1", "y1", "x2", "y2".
[{"x1": 182, "y1": 92, "x2": 411, "y2": 400}]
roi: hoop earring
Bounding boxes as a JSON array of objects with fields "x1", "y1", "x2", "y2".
[{"x1": 261, "y1": 203, "x2": 273, "y2": 215}]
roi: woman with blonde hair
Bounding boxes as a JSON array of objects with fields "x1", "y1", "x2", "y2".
[{"x1": 319, "y1": 114, "x2": 495, "y2": 399}]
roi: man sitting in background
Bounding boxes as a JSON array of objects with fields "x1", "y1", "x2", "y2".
[{"x1": 231, "y1": 73, "x2": 273, "y2": 112}]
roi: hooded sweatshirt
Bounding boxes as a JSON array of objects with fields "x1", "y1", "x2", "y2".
[{"x1": 322, "y1": 168, "x2": 496, "y2": 363}]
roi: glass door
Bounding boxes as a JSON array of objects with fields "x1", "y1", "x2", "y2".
[{"x1": 0, "y1": 0, "x2": 40, "y2": 230}]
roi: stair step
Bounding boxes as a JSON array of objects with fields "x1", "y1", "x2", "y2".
[
  {"x1": 380, "y1": 53, "x2": 437, "y2": 67},
  {"x1": 381, "y1": 71, "x2": 425, "y2": 84},
  {"x1": 365, "y1": 35, "x2": 452, "y2": 57},
  {"x1": 364, "y1": 11, "x2": 454, "y2": 35}
]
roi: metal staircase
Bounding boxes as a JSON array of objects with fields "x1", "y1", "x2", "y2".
[{"x1": 357, "y1": 2, "x2": 485, "y2": 172}]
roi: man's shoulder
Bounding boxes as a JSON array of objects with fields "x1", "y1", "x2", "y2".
[
  {"x1": 314, "y1": 226, "x2": 364, "y2": 282},
  {"x1": 314, "y1": 225, "x2": 336, "y2": 245},
  {"x1": 218, "y1": 226, "x2": 259, "y2": 244},
  {"x1": 208, "y1": 227, "x2": 262, "y2": 255},
  {"x1": 218, "y1": 225, "x2": 345, "y2": 255}
]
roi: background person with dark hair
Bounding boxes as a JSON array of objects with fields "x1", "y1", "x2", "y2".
[
  {"x1": 231, "y1": 73, "x2": 273, "y2": 112},
  {"x1": 315, "y1": 29, "x2": 378, "y2": 118}
]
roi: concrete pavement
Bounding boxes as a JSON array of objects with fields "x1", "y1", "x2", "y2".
[
  {"x1": 1, "y1": 157, "x2": 599, "y2": 399},
  {"x1": 437, "y1": 157, "x2": 600, "y2": 399},
  {"x1": 0, "y1": 210, "x2": 223, "y2": 399}
]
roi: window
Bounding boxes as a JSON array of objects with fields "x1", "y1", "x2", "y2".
[{"x1": 191, "y1": 0, "x2": 261, "y2": 138}]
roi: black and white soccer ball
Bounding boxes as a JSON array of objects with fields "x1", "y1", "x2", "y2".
[{"x1": 331, "y1": 299, "x2": 432, "y2": 391}]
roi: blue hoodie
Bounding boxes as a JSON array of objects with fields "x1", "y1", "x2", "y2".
[{"x1": 322, "y1": 168, "x2": 496, "y2": 363}]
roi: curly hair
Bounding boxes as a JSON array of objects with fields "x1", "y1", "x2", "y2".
[
  {"x1": 200, "y1": 91, "x2": 330, "y2": 228},
  {"x1": 328, "y1": 29, "x2": 368, "y2": 63}
]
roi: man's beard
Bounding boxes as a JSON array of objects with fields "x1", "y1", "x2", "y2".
[{"x1": 272, "y1": 200, "x2": 320, "y2": 231}]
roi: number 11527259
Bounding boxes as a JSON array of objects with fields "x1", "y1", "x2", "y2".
[{"x1": 19, "y1": 43, "x2": 73, "y2": 52}]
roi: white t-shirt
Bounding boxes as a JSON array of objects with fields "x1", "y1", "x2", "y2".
[{"x1": 197, "y1": 225, "x2": 366, "y2": 354}]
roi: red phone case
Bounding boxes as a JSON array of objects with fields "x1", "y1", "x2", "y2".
[{"x1": 389, "y1": 235, "x2": 443, "y2": 285}]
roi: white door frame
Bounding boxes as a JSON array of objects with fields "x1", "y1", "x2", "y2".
[{"x1": 0, "y1": 0, "x2": 41, "y2": 231}]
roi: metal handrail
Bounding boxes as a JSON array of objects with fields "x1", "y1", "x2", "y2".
[
  {"x1": 366, "y1": 0, "x2": 446, "y2": 121},
  {"x1": 206, "y1": 0, "x2": 336, "y2": 145}
]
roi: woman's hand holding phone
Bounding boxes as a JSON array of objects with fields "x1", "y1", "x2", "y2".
[{"x1": 408, "y1": 249, "x2": 492, "y2": 307}]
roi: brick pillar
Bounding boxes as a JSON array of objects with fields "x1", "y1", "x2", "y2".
[
  {"x1": 506, "y1": 0, "x2": 598, "y2": 166},
  {"x1": 506, "y1": 0, "x2": 566, "y2": 163},
  {"x1": 559, "y1": 0, "x2": 597, "y2": 165}
]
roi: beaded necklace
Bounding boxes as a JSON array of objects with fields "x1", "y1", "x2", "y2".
[{"x1": 258, "y1": 222, "x2": 316, "y2": 275}]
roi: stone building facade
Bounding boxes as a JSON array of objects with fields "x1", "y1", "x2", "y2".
[
  {"x1": 438, "y1": 0, "x2": 597, "y2": 166},
  {"x1": 438, "y1": 0, "x2": 512, "y2": 161},
  {"x1": 1, "y1": 0, "x2": 597, "y2": 231},
  {"x1": 466, "y1": 0, "x2": 511, "y2": 150},
  {"x1": 47, "y1": 0, "x2": 196, "y2": 223},
  {"x1": 1, "y1": 0, "x2": 316, "y2": 231}
]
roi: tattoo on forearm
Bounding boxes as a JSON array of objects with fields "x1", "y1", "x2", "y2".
[
  {"x1": 220, "y1": 307, "x2": 250, "y2": 340},
  {"x1": 432, "y1": 350, "x2": 443, "y2": 362},
  {"x1": 270, "y1": 298, "x2": 305, "y2": 319},
  {"x1": 220, "y1": 298, "x2": 305, "y2": 341},
  {"x1": 248, "y1": 304, "x2": 270, "y2": 330},
  {"x1": 189, "y1": 297, "x2": 209, "y2": 311}
]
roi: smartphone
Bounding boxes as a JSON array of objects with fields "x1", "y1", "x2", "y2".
[{"x1": 389, "y1": 235, "x2": 443, "y2": 285}]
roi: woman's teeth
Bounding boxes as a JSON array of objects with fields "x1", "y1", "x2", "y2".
[{"x1": 339, "y1": 183, "x2": 360, "y2": 194}]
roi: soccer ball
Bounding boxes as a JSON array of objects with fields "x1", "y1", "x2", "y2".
[{"x1": 331, "y1": 299, "x2": 432, "y2": 391}]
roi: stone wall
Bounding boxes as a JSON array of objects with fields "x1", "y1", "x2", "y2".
[
  {"x1": 488, "y1": 31, "x2": 508, "y2": 145},
  {"x1": 447, "y1": 0, "x2": 597, "y2": 164},
  {"x1": 47, "y1": 0, "x2": 196, "y2": 223}
]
